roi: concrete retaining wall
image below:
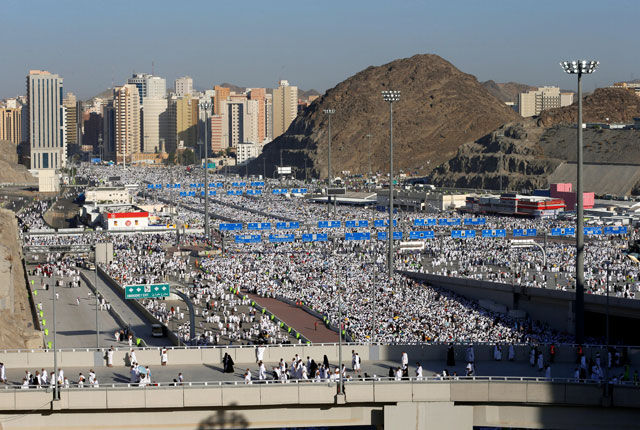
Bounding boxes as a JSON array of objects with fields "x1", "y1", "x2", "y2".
[{"x1": 402, "y1": 271, "x2": 640, "y2": 334}]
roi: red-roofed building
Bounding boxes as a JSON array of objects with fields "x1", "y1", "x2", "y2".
[{"x1": 102, "y1": 209, "x2": 149, "y2": 230}]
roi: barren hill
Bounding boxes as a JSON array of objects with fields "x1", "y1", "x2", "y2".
[
  {"x1": 481, "y1": 81, "x2": 536, "y2": 104},
  {"x1": 247, "y1": 54, "x2": 520, "y2": 178},
  {"x1": 429, "y1": 88, "x2": 640, "y2": 194}
]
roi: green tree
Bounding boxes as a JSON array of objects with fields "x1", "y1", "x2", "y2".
[
  {"x1": 166, "y1": 152, "x2": 176, "y2": 165},
  {"x1": 181, "y1": 149, "x2": 196, "y2": 165}
]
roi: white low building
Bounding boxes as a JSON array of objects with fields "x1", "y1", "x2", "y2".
[
  {"x1": 85, "y1": 187, "x2": 131, "y2": 204},
  {"x1": 101, "y1": 207, "x2": 149, "y2": 230}
]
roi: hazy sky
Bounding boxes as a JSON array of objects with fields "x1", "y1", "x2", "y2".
[{"x1": 2, "y1": 0, "x2": 638, "y2": 100}]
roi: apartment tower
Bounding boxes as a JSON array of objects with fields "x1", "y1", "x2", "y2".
[
  {"x1": 113, "y1": 84, "x2": 141, "y2": 163},
  {"x1": 174, "y1": 77, "x2": 193, "y2": 97},
  {"x1": 272, "y1": 80, "x2": 298, "y2": 138},
  {"x1": 0, "y1": 103, "x2": 23, "y2": 145},
  {"x1": 27, "y1": 70, "x2": 65, "y2": 170}
]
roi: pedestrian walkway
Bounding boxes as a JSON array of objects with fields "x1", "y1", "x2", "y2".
[
  {"x1": 2, "y1": 355, "x2": 592, "y2": 386},
  {"x1": 244, "y1": 293, "x2": 339, "y2": 343}
]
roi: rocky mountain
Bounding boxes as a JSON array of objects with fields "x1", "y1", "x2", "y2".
[
  {"x1": 429, "y1": 88, "x2": 640, "y2": 194},
  {"x1": 247, "y1": 54, "x2": 520, "y2": 178},
  {"x1": 538, "y1": 88, "x2": 640, "y2": 127},
  {"x1": 481, "y1": 81, "x2": 536, "y2": 104}
]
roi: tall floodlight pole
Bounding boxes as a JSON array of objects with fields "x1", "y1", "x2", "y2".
[
  {"x1": 200, "y1": 102, "x2": 212, "y2": 240},
  {"x1": 560, "y1": 60, "x2": 599, "y2": 345},
  {"x1": 324, "y1": 109, "x2": 335, "y2": 216},
  {"x1": 382, "y1": 90, "x2": 400, "y2": 280},
  {"x1": 52, "y1": 255, "x2": 58, "y2": 400}
]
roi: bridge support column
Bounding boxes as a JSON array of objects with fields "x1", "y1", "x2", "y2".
[{"x1": 384, "y1": 402, "x2": 473, "y2": 429}]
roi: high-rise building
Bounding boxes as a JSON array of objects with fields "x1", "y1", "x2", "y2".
[
  {"x1": 518, "y1": 86, "x2": 574, "y2": 117},
  {"x1": 63, "y1": 93, "x2": 78, "y2": 145},
  {"x1": 272, "y1": 80, "x2": 298, "y2": 138},
  {"x1": 175, "y1": 76, "x2": 193, "y2": 97},
  {"x1": 81, "y1": 109, "x2": 103, "y2": 156},
  {"x1": 213, "y1": 85, "x2": 230, "y2": 115},
  {"x1": 113, "y1": 85, "x2": 141, "y2": 163},
  {"x1": 27, "y1": 70, "x2": 66, "y2": 170},
  {"x1": 210, "y1": 114, "x2": 225, "y2": 153},
  {"x1": 102, "y1": 100, "x2": 116, "y2": 160},
  {"x1": 142, "y1": 97, "x2": 174, "y2": 153},
  {"x1": 0, "y1": 103, "x2": 22, "y2": 145},
  {"x1": 248, "y1": 88, "x2": 267, "y2": 143},
  {"x1": 221, "y1": 96, "x2": 260, "y2": 147},
  {"x1": 127, "y1": 73, "x2": 166, "y2": 105},
  {"x1": 175, "y1": 95, "x2": 199, "y2": 150},
  {"x1": 265, "y1": 93, "x2": 273, "y2": 141},
  {"x1": 147, "y1": 76, "x2": 166, "y2": 99},
  {"x1": 226, "y1": 99, "x2": 244, "y2": 147}
]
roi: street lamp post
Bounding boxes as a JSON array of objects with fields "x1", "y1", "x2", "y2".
[
  {"x1": 324, "y1": 109, "x2": 335, "y2": 216},
  {"x1": 382, "y1": 90, "x2": 400, "y2": 280},
  {"x1": 95, "y1": 257, "x2": 99, "y2": 348},
  {"x1": 338, "y1": 283, "x2": 343, "y2": 395},
  {"x1": 199, "y1": 102, "x2": 212, "y2": 240},
  {"x1": 51, "y1": 255, "x2": 59, "y2": 400},
  {"x1": 560, "y1": 60, "x2": 599, "y2": 344}
]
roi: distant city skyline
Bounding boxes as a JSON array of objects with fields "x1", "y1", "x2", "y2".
[{"x1": 1, "y1": 0, "x2": 639, "y2": 100}]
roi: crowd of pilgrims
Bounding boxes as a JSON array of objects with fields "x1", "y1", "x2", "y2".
[{"x1": 14, "y1": 164, "x2": 640, "y2": 346}]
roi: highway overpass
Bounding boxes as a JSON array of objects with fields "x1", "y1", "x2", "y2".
[
  {"x1": 0, "y1": 343, "x2": 639, "y2": 429},
  {"x1": 0, "y1": 377, "x2": 639, "y2": 429}
]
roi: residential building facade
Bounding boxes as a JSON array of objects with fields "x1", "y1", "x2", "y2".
[
  {"x1": 174, "y1": 76, "x2": 193, "y2": 97},
  {"x1": 518, "y1": 86, "x2": 574, "y2": 117},
  {"x1": 113, "y1": 85, "x2": 141, "y2": 163},
  {"x1": 272, "y1": 80, "x2": 298, "y2": 137},
  {"x1": 27, "y1": 70, "x2": 66, "y2": 170}
]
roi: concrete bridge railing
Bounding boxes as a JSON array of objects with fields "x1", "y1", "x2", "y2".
[{"x1": 0, "y1": 378, "x2": 638, "y2": 412}]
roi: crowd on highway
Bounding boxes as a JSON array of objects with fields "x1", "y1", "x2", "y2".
[{"x1": 12, "y1": 164, "x2": 640, "y2": 348}]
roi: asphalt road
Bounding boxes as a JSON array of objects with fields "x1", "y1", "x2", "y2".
[
  {"x1": 80, "y1": 269, "x2": 173, "y2": 347},
  {"x1": 28, "y1": 269, "x2": 125, "y2": 349},
  {"x1": 28, "y1": 266, "x2": 173, "y2": 348}
]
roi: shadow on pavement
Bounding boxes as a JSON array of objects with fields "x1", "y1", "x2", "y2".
[{"x1": 197, "y1": 403, "x2": 248, "y2": 429}]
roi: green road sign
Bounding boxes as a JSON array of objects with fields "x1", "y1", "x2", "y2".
[{"x1": 124, "y1": 283, "x2": 170, "y2": 299}]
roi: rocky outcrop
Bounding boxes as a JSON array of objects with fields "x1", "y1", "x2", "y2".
[
  {"x1": 247, "y1": 54, "x2": 520, "y2": 178},
  {"x1": 429, "y1": 120, "x2": 562, "y2": 190},
  {"x1": 0, "y1": 140, "x2": 36, "y2": 185},
  {"x1": 0, "y1": 208, "x2": 42, "y2": 348},
  {"x1": 538, "y1": 88, "x2": 640, "y2": 127}
]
